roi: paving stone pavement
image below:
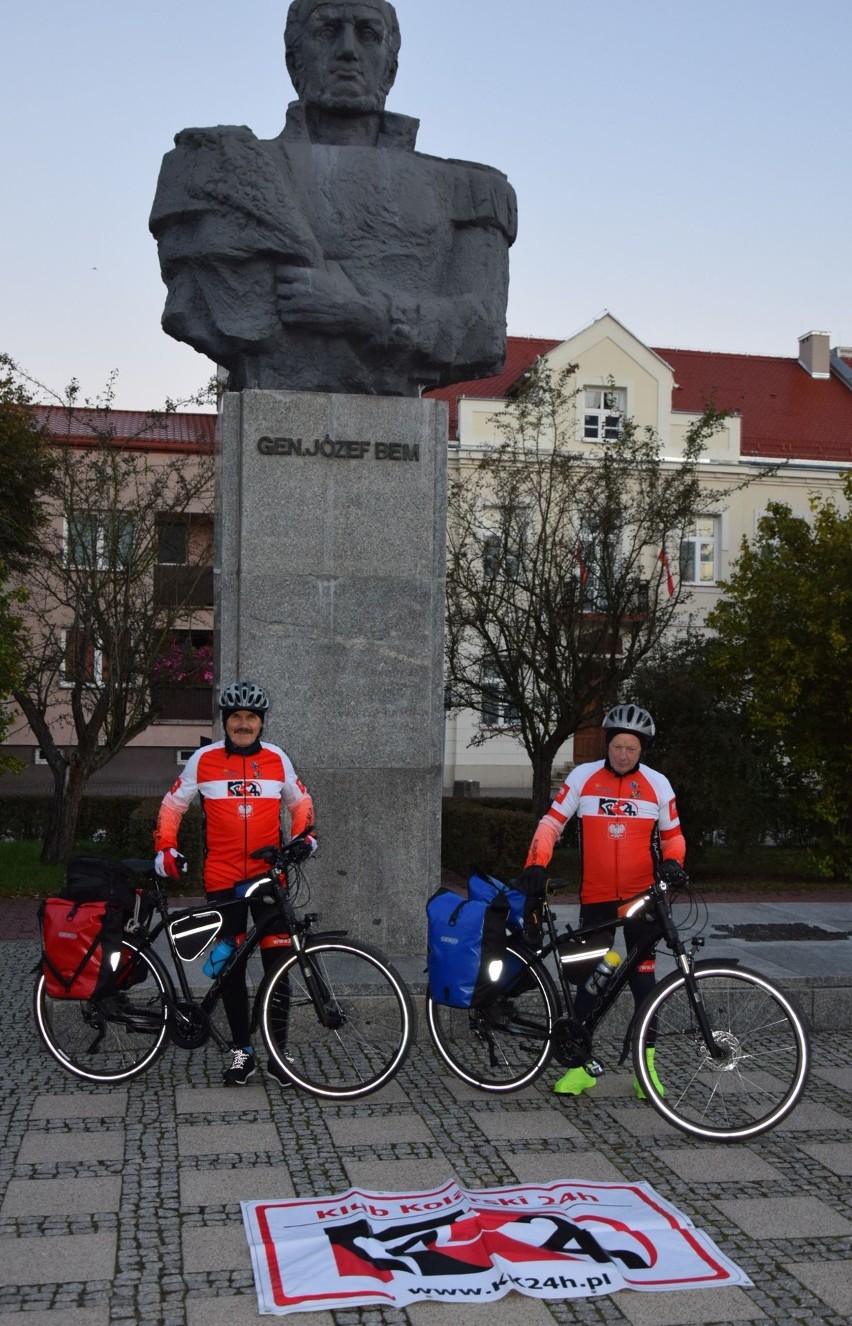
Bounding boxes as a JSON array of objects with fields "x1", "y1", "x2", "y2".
[{"x1": 1, "y1": 903, "x2": 851, "y2": 1326}]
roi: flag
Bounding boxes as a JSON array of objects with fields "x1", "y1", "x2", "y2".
[
  {"x1": 242, "y1": 1178, "x2": 753, "y2": 1315},
  {"x1": 658, "y1": 549, "x2": 674, "y2": 596}
]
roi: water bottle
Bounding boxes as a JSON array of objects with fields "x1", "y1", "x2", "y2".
[
  {"x1": 583, "y1": 950, "x2": 621, "y2": 996},
  {"x1": 203, "y1": 937, "x2": 236, "y2": 979}
]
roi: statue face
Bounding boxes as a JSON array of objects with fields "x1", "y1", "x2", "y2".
[{"x1": 292, "y1": 2, "x2": 396, "y2": 113}]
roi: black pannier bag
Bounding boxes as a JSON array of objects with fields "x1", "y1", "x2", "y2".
[{"x1": 62, "y1": 857, "x2": 138, "y2": 913}]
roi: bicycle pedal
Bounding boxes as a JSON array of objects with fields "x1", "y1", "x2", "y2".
[{"x1": 584, "y1": 1058, "x2": 605, "y2": 1078}]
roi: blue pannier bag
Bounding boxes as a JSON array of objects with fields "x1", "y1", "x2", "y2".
[
  {"x1": 426, "y1": 885, "x2": 512, "y2": 1008},
  {"x1": 467, "y1": 871, "x2": 527, "y2": 932},
  {"x1": 470, "y1": 868, "x2": 545, "y2": 950},
  {"x1": 426, "y1": 866, "x2": 535, "y2": 1008}
]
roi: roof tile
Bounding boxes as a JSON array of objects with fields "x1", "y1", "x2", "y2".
[
  {"x1": 427, "y1": 336, "x2": 852, "y2": 462},
  {"x1": 34, "y1": 406, "x2": 216, "y2": 451}
]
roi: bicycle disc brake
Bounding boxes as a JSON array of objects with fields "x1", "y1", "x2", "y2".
[
  {"x1": 168, "y1": 1001, "x2": 210, "y2": 1049},
  {"x1": 551, "y1": 1013, "x2": 592, "y2": 1067}
]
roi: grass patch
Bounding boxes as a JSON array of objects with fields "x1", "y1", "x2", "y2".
[
  {"x1": 0, "y1": 840, "x2": 201, "y2": 899},
  {"x1": 0, "y1": 840, "x2": 127, "y2": 898},
  {"x1": 1, "y1": 839, "x2": 847, "y2": 902}
]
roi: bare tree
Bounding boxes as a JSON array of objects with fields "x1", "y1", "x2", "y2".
[
  {"x1": 8, "y1": 366, "x2": 215, "y2": 861},
  {"x1": 444, "y1": 359, "x2": 743, "y2": 815}
]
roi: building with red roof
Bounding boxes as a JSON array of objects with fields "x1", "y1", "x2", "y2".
[
  {"x1": 429, "y1": 314, "x2": 851, "y2": 795},
  {"x1": 3, "y1": 405, "x2": 217, "y2": 797}
]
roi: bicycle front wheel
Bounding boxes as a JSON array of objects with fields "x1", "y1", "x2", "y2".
[
  {"x1": 632, "y1": 961, "x2": 811, "y2": 1141},
  {"x1": 427, "y1": 955, "x2": 558, "y2": 1092},
  {"x1": 258, "y1": 938, "x2": 416, "y2": 1099},
  {"x1": 33, "y1": 941, "x2": 170, "y2": 1084}
]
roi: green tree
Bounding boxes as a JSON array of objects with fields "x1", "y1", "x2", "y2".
[
  {"x1": 707, "y1": 478, "x2": 852, "y2": 878},
  {"x1": 5, "y1": 361, "x2": 216, "y2": 862},
  {"x1": 0, "y1": 574, "x2": 27, "y2": 773},
  {"x1": 0, "y1": 356, "x2": 55, "y2": 767},
  {"x1": 0, "y1": 354, "x2": 55, "y2": 572},
  {"x1": 444, "y1": 359, "x2": 739, "y2": 816},
  {"x1": 630, "y1": 632, "x2": 801, "y2": 865}
]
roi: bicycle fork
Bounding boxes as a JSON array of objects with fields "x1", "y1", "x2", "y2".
[
  {"x1": 660, "y1": 911, "x2": 728, "y2": 1061},
  {"x1": 290, "y1": 933, "x2": 345, "y2": 1029}
]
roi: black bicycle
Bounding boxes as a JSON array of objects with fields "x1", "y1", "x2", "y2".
[
  {"x1": 34, "y1": 831, "x2": 416, "y2": 1099},
  {"x1": 426, "y1": 874, "x2": 811, "y2": 1141}
]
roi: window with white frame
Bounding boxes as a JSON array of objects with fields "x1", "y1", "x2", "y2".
[
  {"x1": 65, "y1": 511, "x2": 135, "y2": 569},
  {"x1": 576, "y1": 518, "x2": 618, "y2": 610},
  {"x1": 482, "y1": 532, "x2": 522, "y2": 579},
  {"x1": 34, "y1": 747, "x2": 62, "y2": 764},
  {"x1": 583, "y1": 387, "x2": 626, "y2": 441},
  {"x1": 680, "y1": 517, "x2": 719, "y2": 584},
  {"x1": 481, "y1": 502, "x2": 529, "y2": 581},
  {"x1": 480, "y1": 661, "x2": 519, "y2": 729},
  {"x1": 60, "y1": 627, "x2": 107, "y2": 687}
]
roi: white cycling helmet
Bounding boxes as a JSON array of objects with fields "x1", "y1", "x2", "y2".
[
  {"x1": 218, "y1": 680, "x2": 270, "y2": 717},
  {"x1": 603, "y1": 703, "x2": 655, "y2": 744}
]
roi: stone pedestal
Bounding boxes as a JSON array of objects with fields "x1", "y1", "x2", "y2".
[{"x1": 215, "y1": 391, "x2": 447, "y2": 954}]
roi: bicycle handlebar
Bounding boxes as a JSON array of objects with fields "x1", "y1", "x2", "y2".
[{"x1": 250, "y1": 826, "x2": 316, "y2": 871}]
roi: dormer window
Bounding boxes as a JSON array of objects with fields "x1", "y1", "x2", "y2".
[{"x1": 584, "y1": 387, "x2": 625, "y2": 441}]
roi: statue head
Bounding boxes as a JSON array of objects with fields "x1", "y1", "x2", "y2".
[{"x1": 285, "y1": 0, "x2": 401, "y2": 115}]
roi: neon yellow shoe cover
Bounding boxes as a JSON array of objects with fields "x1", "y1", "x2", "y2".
[
  {"x1": 553, "y1": 1066, "x2": 598, "y2": 1096},
  {"x1": 633, "y1": 1046, "x2": 666, "y2": 1100}
]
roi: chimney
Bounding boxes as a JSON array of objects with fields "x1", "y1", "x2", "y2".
[{"x1": 798, "y1": 331, "x2": 831, "y2": 378}]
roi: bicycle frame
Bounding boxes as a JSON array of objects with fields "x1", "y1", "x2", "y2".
[
  {"x1": 513, "y1": 879, "x2": 725, "y2": 1064},
  {"x1": 128, "y1": 863, "x2": 350, "y2": 1047}
]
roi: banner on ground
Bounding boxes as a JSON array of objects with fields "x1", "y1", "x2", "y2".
[{"x1": 242, "y1": 1177, "x2": 752, "y2": 1315}]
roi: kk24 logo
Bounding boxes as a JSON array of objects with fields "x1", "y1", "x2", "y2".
[
  {"x1": 599, "y1": 798, "x2": 639, "y2": 817},
  {"x1": 228, "y1": 781, "x2": 262, "y2": 798}
]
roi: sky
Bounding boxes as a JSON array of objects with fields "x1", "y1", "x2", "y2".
[{"x1": 2, "y1": 0, "x2": 850, "y2": 410}]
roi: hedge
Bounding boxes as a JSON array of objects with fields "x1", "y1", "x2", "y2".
[
  {"x1": 127, "y1": 797, "x2": 204, "y2": 889},
  {"x1": 440, "y1": 798, "x2": 581, "y2": 890},
  {"x1": 0, "y1": 791, "x2": 578, "y2": 894},
  {"x1": 441, "y1": 798, "x2": 538, "y2": 882},
  {"x1": 0, "y1": 795, "x2": 145, "y2": 846}
]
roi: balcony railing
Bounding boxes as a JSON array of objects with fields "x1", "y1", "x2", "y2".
[
  {"x1": 154, "y1": 564, "x2": 214, "y2": 609},
  {"x1": 153, "y1": 685, "x2": 214, "y2": 722}
]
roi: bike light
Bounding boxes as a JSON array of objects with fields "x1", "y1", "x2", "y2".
[
  {"x1": 109, "y1": 950, "x2": 121, "y2": 971},
  {"x1": 487, "y1": 959, "x2": 504, "y2": 982}
]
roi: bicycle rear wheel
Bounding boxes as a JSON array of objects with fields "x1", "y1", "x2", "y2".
[
  {"x1": 33, "y1": 941, "x2": 170, "y2": 1084},
  {"x1": 632, "y1": 961, "x2": 811, "y2": 1141},
  {"x1": 258, "y1": 938, "x2": 416, "y2": 1099},
  {"x1": 427, "y1": 954, "x2": 558, "y2": 1092}
]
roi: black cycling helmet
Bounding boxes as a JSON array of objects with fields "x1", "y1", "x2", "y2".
[
  {"x1": 218, "y1": 680, "x2": 270, "y2": 719},
  {"x1": 603, "y1": 703, "x2": 655, "y2": 747}
]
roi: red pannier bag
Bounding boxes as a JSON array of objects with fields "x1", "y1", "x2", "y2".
[{"x1": 39, "y1": 897, "x2": 126, "y2": 1000}]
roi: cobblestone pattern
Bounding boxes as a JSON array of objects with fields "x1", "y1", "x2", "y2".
[{"x1": 2, "y1": 939, "x2": 851, "y2": 1326}]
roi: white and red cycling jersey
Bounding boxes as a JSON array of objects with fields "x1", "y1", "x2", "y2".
[
  {"x1": 524, "y1": 759, "x2": 685, "y2": 903},
  {"x1": 154, "y1": 739, "x2": 314, "y2": 893}
]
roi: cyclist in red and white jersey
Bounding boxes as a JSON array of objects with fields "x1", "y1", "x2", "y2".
[
  {"x1": 520, "y1": 704, "x2": 687, "y2": 1100},
  {"x1": 153, "y1": 680, "x2": 316, "y2": 1085}
]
